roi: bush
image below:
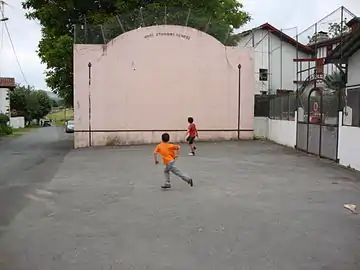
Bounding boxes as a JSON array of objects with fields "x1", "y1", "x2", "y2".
[
  {"x1": 0, "y1": 113, "x2": 9, "y2": 125},
  {"x1": 0, "y1": 113, "x2": 12, "y2": 136},
  {"x1": 0, "y1": 125, "x2": 12, "y2": 136}
]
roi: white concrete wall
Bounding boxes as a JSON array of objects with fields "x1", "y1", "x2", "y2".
[
  {"x1": 0, "y1": 87, "x2": 10, "y2": 115},
  {"x1": 338, "y1": 112, "x2": 360, "y2": 171},
  {"x1": 238, "y1": 29, "x2": 310, "y2": 94},
  {"x1": 10, "y1": 117, "x2": 25, "y2": 129},
  {"x1": 347, "y1": 49, "x2": 360, "y2": 87},
  {"x1": 268, "y1": 119, "x2": 296, "y2": 147},
  {"x1": 254, "y1": 116, "x2": 296, "y2": 147},
  {"x1": 254, "y1": 117, "x2": 268, "y2": 138}
]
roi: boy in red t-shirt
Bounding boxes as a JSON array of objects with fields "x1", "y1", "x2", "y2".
[{"x1": 185, "y1": 117, "x2": 198, "y2": 156}]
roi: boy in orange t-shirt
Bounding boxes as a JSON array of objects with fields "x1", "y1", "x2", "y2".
[{"x1": 154, "y1": 133, "x2": 194, "y2": 189}]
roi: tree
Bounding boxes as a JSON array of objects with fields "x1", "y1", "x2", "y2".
[
  {"x1": 0, "y1": 113, "x2": 12, "y2": 136},
  {"x1": 10, "y1": 85, "x2": 52, "y2": 125},
  {"x1": 328, "y1": 22, "x2": 350, "y2": 38},
  {"x1": 308, "y1": 22, "x2": 350, "y2": 43},
  {"x1": 51, "y1": 99, "x2": 59, "y2": 108},
  {"x1": 22, "y1": 0, "x2": 250, "y2": 107},
  {"x1": 10, "y1": 85, "x2": 29, "y2": 118},
  {"x1": 325, "y1": 71, "x2": 346, "y2": 91}
]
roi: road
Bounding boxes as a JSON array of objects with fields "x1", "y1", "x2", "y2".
[
  {"x1": 0, "y1": 141, "x2": 359, "y2": 269},
  {"x1": 0, "y1": 126, "x2": 73, "y2": 237}
]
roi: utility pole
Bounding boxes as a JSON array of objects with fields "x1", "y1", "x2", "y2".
[{"x1": 0, "y1": 1, "x2": 9, "y2": 22}]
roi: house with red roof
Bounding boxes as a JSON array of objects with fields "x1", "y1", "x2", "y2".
[
  {"x1": 0, "y1": 77, "x2": 15, "y2": 116},
  {"x1": 237, "y1": 23, "x2": 313, "y2": 95},
  {"x1": 237, "y1": 15, "x2": 359, "y2": 95}
]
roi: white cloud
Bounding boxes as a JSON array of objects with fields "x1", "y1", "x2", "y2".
[{"x1": 0, "y1": 0, "x2": 360, "y2": 92}]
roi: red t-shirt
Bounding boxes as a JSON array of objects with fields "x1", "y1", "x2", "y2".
[{"x1": 188, "y1": 123, "x2": 197, "y2": 137}]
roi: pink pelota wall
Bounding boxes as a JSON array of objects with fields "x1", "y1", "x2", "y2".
[{"x1": 74, "y1": 25, "x2": 255, "y2": 148}]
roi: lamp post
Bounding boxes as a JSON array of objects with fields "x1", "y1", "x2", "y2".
[{"x1": 88, "y1": 62, "x2": 92, "y2": 147}]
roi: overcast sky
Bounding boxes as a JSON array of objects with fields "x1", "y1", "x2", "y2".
[{"x1": 0, "y1": 0, "x2": 360, "y2": 91}]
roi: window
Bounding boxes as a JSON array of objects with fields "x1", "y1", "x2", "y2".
[
  {"x1": 344, "y1": 88, "x2": 360, "y2": 127},
  {"x1": 259, "y1": 68, "x2": 268, "y2": 81}
]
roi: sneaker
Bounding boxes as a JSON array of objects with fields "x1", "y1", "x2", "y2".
[
  {"x1": 188, "y1": 179, "x2": 194, "y2": 187},
  {"x1": 161, "y1": 183, "x2": 171, "y2": 189},
  {"x1": 188, "y1": 152, "x2": 195, "y2": 156}
]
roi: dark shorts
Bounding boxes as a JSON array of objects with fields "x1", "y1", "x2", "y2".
[{"x1": 186, "y1": 136, "x2": 195, "y2": 144}]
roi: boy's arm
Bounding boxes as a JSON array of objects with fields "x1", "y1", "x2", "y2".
[
  {"x1": 169, "y1": 144, "x2": 180, "y2": 151},
  {"x1": 174, "y1": 145, "x2": 180, "y2": 158},
  {"x1": 153, "y1": 146, "x2": 159, "y2": 164}
]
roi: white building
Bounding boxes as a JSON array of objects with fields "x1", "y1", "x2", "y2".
[
  {"x1": 0, "y1": 77, "x2": 15, "y2": 116},
  {"x1": 326, "y1": 16, "x2": 360, "y2": 127},
  {"x1": 237, "y1": 23, "x2": 313, "y2": 95},
  {"x1": 237, "y1": 20, "x2": 360, "y2": 95}
]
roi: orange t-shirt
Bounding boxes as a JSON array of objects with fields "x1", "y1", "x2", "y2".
[{"x1": 154, "y1": 142, "x2": 180, "y2": 164}]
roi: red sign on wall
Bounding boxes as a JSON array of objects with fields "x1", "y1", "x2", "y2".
[{"x1": 313, "y1": 102, "x2": 319, "y2": 112}]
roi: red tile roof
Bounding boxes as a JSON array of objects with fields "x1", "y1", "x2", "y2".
[
  {"x1": 259, "y1": 23, "x2": 314, "y2": 54},
  {"x1": 0, "y1": 77, "x2": 15, "y2": 89}
]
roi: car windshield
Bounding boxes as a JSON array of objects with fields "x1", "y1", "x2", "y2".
[{"x1": 67, "y1": 121, "x2": 74, "y2": 125}]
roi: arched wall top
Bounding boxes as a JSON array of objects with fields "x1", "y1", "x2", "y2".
[{"x1": 105, "y1": 25, "x2": 225, "y2": 48}]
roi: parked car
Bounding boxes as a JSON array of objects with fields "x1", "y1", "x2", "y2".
[
  {"x1": 65, "y1": 120, "x2": 74, "y2": 133},
  {"x1": 43, "y1": 119, "x2": 51, "y2": 127}
]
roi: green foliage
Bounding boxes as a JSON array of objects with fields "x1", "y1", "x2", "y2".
[
  {"x1": 0, "y1": 113, "x2": 12, "y2": 136},
  {"x1": 22, "y1": 0, "x2": 251, "y2": 107},
  {"x1": 328, "y1": 22, "x2": 350, "y2": 38},
  {"x1": 308, "y1": 22, "x2": 349, "y2": 43},
  {"x1": 51, "y1": 99, "x2": 59, "y2": 107},
  {"x1": 0, "y1": 113, "x2": 9, "y2": 124},
  {"x1": 10, "y1": 85, "x2": 52, "y2": 125},
  {"x1": 325, "y1": 71, "x2": 346, "y2": 91}
]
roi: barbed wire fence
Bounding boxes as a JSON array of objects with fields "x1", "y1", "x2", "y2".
[{"x1": 73, "y1": 6, "x2": 237, "y2": 46}]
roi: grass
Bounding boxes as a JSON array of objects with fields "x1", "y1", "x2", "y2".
[
  {"x1": 6, "y1": 133, "x2": 22, "y2": 138},
  {"x1": 12, "y1": 125, "x2": 40, "y2": 133},
  {"x1": 11, "y1": 124, "x2": 41, "y2": 135},
  {"x1": 46, "y1": 109, "x2": 74, "y2": 126}
]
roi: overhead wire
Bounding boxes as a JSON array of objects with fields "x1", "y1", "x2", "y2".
[
  {"x1": 0, "y1": 19, "x2": 4, "y2": 77},
  {"x1": 0, "y1": 2, "x2": 4, "y2": 76},
  {"x1": 0, "y1": 1, "x2": 29, "y2": 85}
]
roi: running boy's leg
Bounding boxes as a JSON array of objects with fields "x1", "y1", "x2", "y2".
[
  {"x1": 187, "y1": 137, "x2": 195, "y2": 155},
  {"x1": 162, "y1": 163, "x2": 171, "y2": 188},
  {"x1": 168, "y1": 161, "x2": 193, "y2": 186}
]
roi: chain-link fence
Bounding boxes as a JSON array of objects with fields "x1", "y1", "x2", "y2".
[
  {"x1": 254, "y1": 95, "x2": 271, "y2": 117},
  {"x1": 296, "y1": 6, "x2": 355, "y2": 46},
  {"x1": 344, "y1": 88, "x2": 360, "y2": 127},
  {"x1": 269, "y1": 94, "x2": 297, "y2": 121},
  {"x1": 74, "y1": 6, "x2": 238, "y2": 46},
  {"x1": 254, "y1": 94, "x2": 297, "y2": 120},
  {"x1": 295, "y1": 7, "x2": 356, "y2": 85}
]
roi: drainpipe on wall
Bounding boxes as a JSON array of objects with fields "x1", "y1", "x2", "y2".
[
  {"x1": 88, "y1": 62, "x2": 92, "y2": 147},
  {"x1": 237, "y1": 64, "x2": 242, "y2": 140}
]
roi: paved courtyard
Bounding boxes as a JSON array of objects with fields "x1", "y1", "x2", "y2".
[{"x1": 0, "y1": 141, "x2": 360, "y2": 270}]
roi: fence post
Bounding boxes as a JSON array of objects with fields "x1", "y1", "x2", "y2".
[
  {"x1": 288, "y1": 94, "x2": 291, "y2": 120},
  {"x1": 337, "y1": 111, "x2": 343, "y2": 162},
  {"x1": 237, "y1": 64, "x2": 242, "y2": 140}
]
